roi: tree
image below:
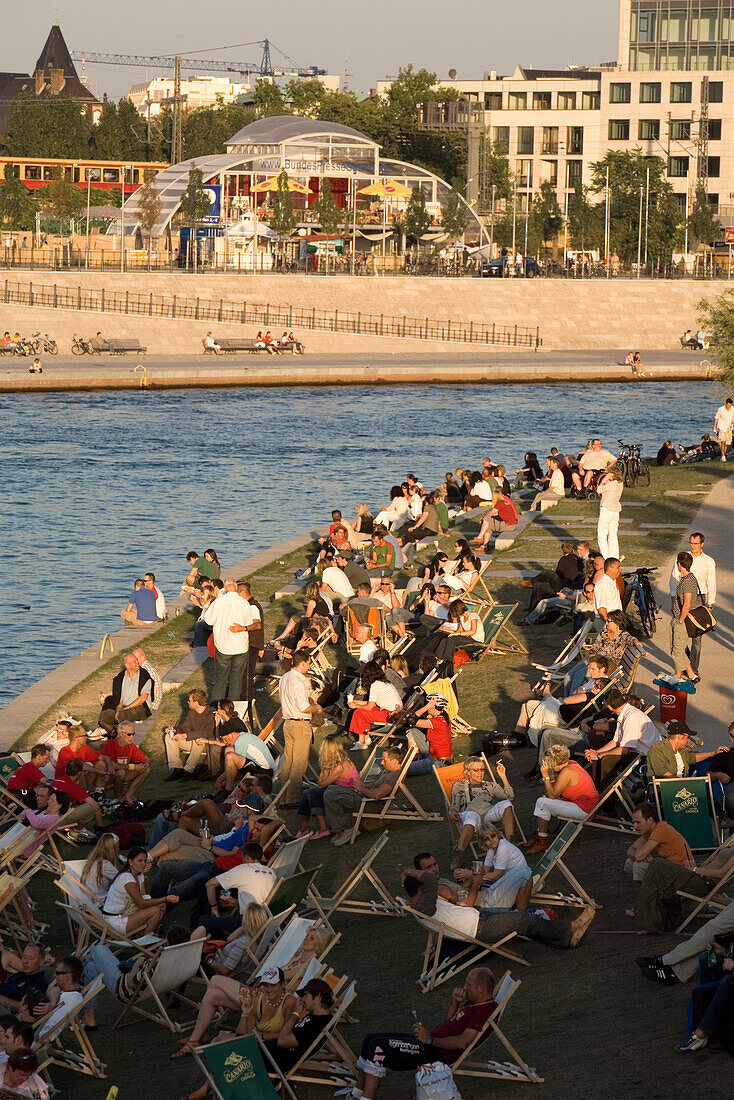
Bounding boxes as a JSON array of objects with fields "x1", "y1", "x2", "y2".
[
  {"x1": 313, "y1": 176, "x2": 341, "y2": 236},
  {"x1": 6, "y1": 94, "x2": 92, "y2": 157},
  {"x1": 270, "y1": 170, "x2": 297, "y2": 266},
  {"x1": 0, "y1": 165, "x2": 38, "y2": 230},
  {"x1": 442, "y1": 188, "x2": 468, "y2": 241},
  {"x1": 253, "y1": 80, "x2": 287, "y2": 118},
  {"x1": 179, "y1": 163, "x2": 212, "y2": 272},
  {"x1": 688, "y1": 184, "x2": 722, "y2": 250},
  {"x1": 478, "y1": 140, "x2": 513, "y2": 207},
  {"x1": 183, "y1": 101, "x2": 253, "y2": 159},
  {"x1": 136, "y1": 175, "x2": 162, "y2": 269},
  {"x1": 567, "y1": 181, "x2": 602, "y2": 259},
  {"x1": 591, "y1": 149, "x2": 680, "y2": 266},
  {"x1": 530, "y1": 181, "x2": 563, "y2": 254},
  {"x1": 699, "y1": 290, "x2": 734, "y2": 388},
  {"x1": 404, "y1": 186, "x2": 431, "y2": 251},
  {"x1": 92, "y1": 99, "x2": 147, "y2": 161},
  {"x1": 43, "y1": 166, "x2": 85, "y2": 233}
]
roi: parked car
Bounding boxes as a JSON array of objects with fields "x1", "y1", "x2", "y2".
[{"x1": 480, "y1": 255, "x2": 538, "y2": 278}]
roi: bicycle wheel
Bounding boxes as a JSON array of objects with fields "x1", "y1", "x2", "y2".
[
  {"x1": 640, "y1": 582, "x2": 657, "y2": 636},
  {"x1": 71, "y1": 342, "x2": 84, "y2": 356},
  {"x1": 637, "y1": 461, "x2": 650, "y2": 488},
  {"x1": 626, "y1": 459, "x2": 637, "y2": 489},
  {"x1": 46, "y1": 340, "x2": 58, "y2": 355}
]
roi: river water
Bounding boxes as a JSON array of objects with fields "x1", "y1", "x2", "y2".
[{"x1": 2, "y1": 381, "x2": 718, "y2": 707}]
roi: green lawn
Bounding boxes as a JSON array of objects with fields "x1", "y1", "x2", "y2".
[{"x1": 18, "y1": 459, "x2": 734, "y2": 1099}]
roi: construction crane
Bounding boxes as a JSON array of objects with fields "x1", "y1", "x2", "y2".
[{"x1": 70, "y1": 40, "x2": 326, "y2": 81}]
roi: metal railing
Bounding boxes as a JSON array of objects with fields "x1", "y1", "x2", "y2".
[{"x1": 1, "y1": 278, "x2": 543, "y2": 349}]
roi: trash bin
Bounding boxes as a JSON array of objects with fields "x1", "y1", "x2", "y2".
[{"x1": 658, "y1": 685, "x2": 689, "y2": 724}]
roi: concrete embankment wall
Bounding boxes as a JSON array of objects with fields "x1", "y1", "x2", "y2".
[{"x1": 0, "y1": 271, "x2": 727, "y2": 350}]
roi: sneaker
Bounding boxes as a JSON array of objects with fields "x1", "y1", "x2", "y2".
[
  {"x1": 721, "y1": 456, "x2": 727, "y2": 462},
  {"x1": 164, "y1": 769, "x2": 186, "y2": 783},
  {"x1": 331, "y1": 830, "x2": 353, "y2": 847},
  {"x1": 350, "y1": 742, "x2": 367, "y2": 752},
  {"x1": 635, "y1": 955, "x2": 663, "y2": 970},
  {"x1": 641, "y1": 963, "x2": 678, "y2": 985},
  {"x1": 675, "y1": 1031, "x2": 708, "y2": 1052}
]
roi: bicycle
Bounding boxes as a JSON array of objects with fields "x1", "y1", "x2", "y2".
[
  {"x1": 622, "y1": 566, "x2": 659, "y2": 637},
  {"x1": 71, "y1": 333, "x2": 94, "y2": 355},
  {"x1": 30, "y1": 331, "x2": 58, "y2": 355},
  {"x1": 617, "y1": 440, "x2": 650, "y2": 489}
]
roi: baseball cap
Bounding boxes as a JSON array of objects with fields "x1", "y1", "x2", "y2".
[
  {"x1": 665, "y1": 720, "x2": 703, "y2": 746},
  {"x1": 259, "y1": 966, "x2": 284, "y2": 985}
]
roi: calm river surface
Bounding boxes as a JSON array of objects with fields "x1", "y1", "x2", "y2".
[{"x1": 1, "y1": 381, "x2": 718, "y2": 707}]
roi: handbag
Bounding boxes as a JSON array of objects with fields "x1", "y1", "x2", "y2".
[{"x1": 684, "y1": 605, "x2": 716, "y2": 637}]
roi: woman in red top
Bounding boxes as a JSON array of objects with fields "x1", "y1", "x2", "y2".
[
  {"x1": 472, "y1": 491, "x2": 518, "y2": 551},
  {"x1": 407, "y1": 694, "x2": 453, "y2": 775},
  {"x1": 525, "y1": 743, "x2": 599, "y2": 852}
]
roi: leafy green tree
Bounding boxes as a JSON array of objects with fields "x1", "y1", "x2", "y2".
[
  {"x1": 0, "y1": 165, "x2": 38, "y2": 229},
  {"x1": 590, "y1": 149, "x2": 680, "y2": 265},
  {"x1": 183, "y1": 101, "x2": 253, "y2": 159},
  {"x1": 285, "y1": 79, "x2": 326, "y2": 118},
  {"x1": 135, "y1": 175, "x2": 162, "y2": 268},
  {"x1": 404, "y1": 185, "x2": 431, "y2": 247},
  {"x1": 478, "y1": 140, "x2": 513, "y2": 207},
  {"x1": 688, "y1": 184, "x2": 722, "y2": 249},
  {"x1": 271, "y1": 170, "x2": 297, "y2": 265},
  {"x1": 567, "y1": 181, "x2": 602, "y2": 256},
  {"x1": 530, "y1": 181, "x2": 563, "y2": 253},
  {"x1": 698, "y1": 290, "x2": 734, "y2": 388},
  {"x1": 253, "y1": 80, "x2": 287, "y2": 118},
  {"x1": 43, "y1": 166, "x2": 85, "y2": 230},
  {"x1": 313, "y1": 176, "x2": 341, "y2": 236},
  {"x1": 442, "y1": 188, "x2": 468, "y2": 240},
  {"x1": 6, "y1": 94, "x2": 92, "y2": 157},
  {"x1": 179, "y1": 163, "x2": 213, "y2": 272},
  {"x1": 91, "y1": 99, "x2": 148, "y2": 161}
]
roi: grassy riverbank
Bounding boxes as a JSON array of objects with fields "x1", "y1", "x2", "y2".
[{"x1": 20, "y1": 458, "x2": 734, "y2": 1099}]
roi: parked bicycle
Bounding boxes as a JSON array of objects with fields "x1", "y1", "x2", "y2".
[
  {"x1": 617, "y1": 440, "x2": 650, "y2": 489},
  {"x1": 29, "y1": 331, "x2": 58, "y2": 355},
  {"x1": 622, "y1": 566, "x2": 659, "y2": 637},
  {"x1": 71, "y1": 333, "x2": 94, "y2": 355}
]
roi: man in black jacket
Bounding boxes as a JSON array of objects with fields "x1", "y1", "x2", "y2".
[{"x1": 98, "y1": 652, "x2": 153, "y2": 732}]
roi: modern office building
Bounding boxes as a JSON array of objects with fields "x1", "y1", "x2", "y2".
[
  {"x1": 399, "y1": 0, "x2": 734, "y2": 221},
  {"x1": 129, "y1": 76, "x2": 252, "y2": 117}
]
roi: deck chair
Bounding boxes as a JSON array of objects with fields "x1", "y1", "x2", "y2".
[
  {"x1": 113, "y1": 937, "x2": 207, "y2": 1032},
  {"x1": 276, "y1": 980, "x2": 358, "y2": 1090},
  {"x1": 0, "y1": 865, "x2": 45, "y2": 949},
  {"x1": 54, "y1": 867, "x2": 162, "y2": 957},
  {"x1": 529, "y1": 821, "x2": 599, "y2": 909},
  {"x1": 0, "y1": 819, "x2": 63, "y2": 878},
  {"x1": 433, "y1": 761, "x2": 467, "y2": 848},
  {"x1": 228, "y1": 906, "x2": 296, "y2": 981},
  {"x1": 193, "y1": 1033, "x2": 297, "y2": 1099},
  {"x1": 265, "y1": 866, "x2": 322, "y2": 917},
  {"x1": 350, "y1": 744, "x2": 442, "y2": 843},
  {"x1": 268, "y1": 835, "x2": 311, "y2": 880},
  {"x1": 451, "y1": 971, "x2": 544, "y2": 1085},
  {"x1": 476, "y1": 603, "x2": 528, "y2": 656},
  {"x1": 674, "y1": 834, "x2": 734, "y2": 932},
  {"x1": 306, "y1": 831, "x2": 400, "y2": 918},
  {"x1": 255, "y1": 914, "x2": 340, "y2": 989},
  {"x1": 34, "y1": 974, "x2": 106, "y2": 1079},
  {"x1": 401, "y1": 901, "x2": 528, "y2": 993},
  {"x1": 531, "y1": 621, "x2": 593, "y2": 692},
  {"x1": 465, "y1": 557, "x2": 495, "y2": 607},
  {"x1": 346, "y1": 605, "x2": 385, "y2": 656},
  {"x1": 429, "y1": 674, "x2": 475, "y2": 737}
]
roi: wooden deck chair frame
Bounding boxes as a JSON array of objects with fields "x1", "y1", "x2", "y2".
[
  {"x1": 228, "y1": 905, "x2": 296, "y2": 981},
  {"x1": 674, "y1": 834, "x2": 734, "y2": 932},
  {"x1": 346, "y1": 605, "x2": 386, "y2": 656},
  {"x1": 0, "y1": 820, "x2": 63, "y2": 879},
  {"x1": 451, "y1": 971, "x2": 544, "y2": 1085},
  {"x1": 34, "y1": 974, "x2": 107, "y2": 1079},
  {"x1": 400, "y1": 901, "x2": 528, "y2": 993},
  {"x1": 350, "y1": 744, "x2": 442, "y2": 842},
  {"x1": 433, "y1": 761, "x2": 469, "y2": 848},
  {"x1": 529, "y1": 820, "x2": 598, "y2": 909},
  {"x1": 54, "y1": 870, "x2": 163, "y2": 957},
  {"x1": 0, "y1": 864, "x2": 45, "y2": 950},
  {"x1": 307, "y1": 831, "x2": 401, "y2": 918},
  {"x1": 469, "y1": 556, "x2": 496, "y2": 607},
  {"x1": 531, "y1": 621, "x2": 593, "y2": 692},
  {"x1": 477, "y1": 603, "x2": 528, "y2": 657},
  {"x1": 254, "y1": 914, "x2": 340, "y2": 987},
  {"x1": 112, "y1": 936, "x2": 208, "y2": 1032},
  {"x1": 581, "y1": 752, "x2": 642, "y2": 834},
  {"x1": 192, "y1": 1033, "x2": 298, "y2": 1100},
  {"x1": 275, "y1": 980, "x2": 358, "y2": 1090}
]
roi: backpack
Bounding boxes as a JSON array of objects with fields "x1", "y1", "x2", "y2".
[{"x1": 96, "y1": 821, "x2": 145, "y2": 850}]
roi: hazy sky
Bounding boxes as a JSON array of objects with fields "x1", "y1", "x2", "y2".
[{"x1": 3, "y1": 0, "x2": 620, "y2": 100}]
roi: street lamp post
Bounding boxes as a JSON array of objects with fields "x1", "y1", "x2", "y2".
[{"x1": 637, "y1": 184, "x2": 643, "y2": 278}]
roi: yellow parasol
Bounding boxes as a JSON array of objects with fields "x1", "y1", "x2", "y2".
[
  {"x1": 357, "y1": 179, "x2": 413, "y2": 198},
  {"x1": 253, "y1": 175, "x2": 312, "y2": 194}
]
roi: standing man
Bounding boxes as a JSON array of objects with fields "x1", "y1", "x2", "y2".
[
  {"x1": 593, "y1": 558, "x2": 623, "y2": 625},
  {"x1": 238, "y1": 582, "x2": 265, "y2": 707},
  {"x1": 202, "y1": 579, "x2": 260, "y2": 703},
  {"x1": 669, "y1": 532, "x2": 716, "y2": 675},
  {"x1": 278, "y1": 649, "x2": 322, "y2": 807},
  {"x1": 714, "y1": 397, "x2": 734, "y2": 461}
]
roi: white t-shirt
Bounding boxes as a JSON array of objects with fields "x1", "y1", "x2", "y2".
[
  {"x1": 321, "y1": 567, "x2": 354, "y2": 599},
  {"x1": 473, "y1": 480, "x2": 494, "y2": 501},
  {"x1": 216, "y1": 863, "x2": 278, "y2": 912},
  {"x1": 369, "y1": 680, "x2": 403, "y2": 712},
  {"x1": 460, "y1": 612, "x2": 484, "y2": 643},
  {"x1": 37, "y1": 989, "x2": 85, "y2": 1038},
  {"x1": 359, "y1": 639, "x2": 378, "y2": 664},
  {"x1": 715, "y1": 404, "x2": 734, "y2": 433},
  {"x1": 484, "y1": 838, "x2": 527, "y2": 873},
  {"x1": 594, "y1": 574, "x2": 622, "y2": 614},
  {"x1": 81, "y1": 859, "x2": 119, "y2": 904},
  {"x1": 103, "y1": 871, "x2": 141, "y2": 916},
  {"x1": 615, "y1": 703, "x2": 659, "y2": 755},
  {"x1": 434, "y1": 895, "x2": 479, "y2": 938},
  {"x1": 580, "y1": 447, "x2": 616, "y2": 471},
  {"x1": 548, "y1": 469, "x2": 565, "y2": 495},
  {"x1": 203, "y1": 592, "x2": 259, "y2": 655},
  {"x1": 428, "y1": 601, "x2": 450, "y2": 621}
]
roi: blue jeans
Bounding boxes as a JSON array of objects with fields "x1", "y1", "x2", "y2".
[
  {"x1": 406, "y1": 727, "x2": 450, "y2": 776},
  {"x1": 148, "y1": 814, "x2": 177, "y2": 848},
  {"x1": 478, "y1": 865, "x2": 531, "y2": 910},
  {"x1": 298, "y1": 787, "x2": 327, "y2": 820},
  {"x1": 564, "y1": 662, "x2": 588, "y2": 694},
  {"x1": 83, "y1": 945, "x2": 124, "y2": 1010}
]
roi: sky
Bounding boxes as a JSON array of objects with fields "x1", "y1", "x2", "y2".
[{"x1": 3, "y1": 0, "x2": 620, "y2": 100}]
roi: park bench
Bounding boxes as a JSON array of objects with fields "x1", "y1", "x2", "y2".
[
  {"x1": 203, "y1": 337, "x2": 269, "y2": 354},
  {"x1": 93, "y1": 339, "x2": 147, "y2": 355}
]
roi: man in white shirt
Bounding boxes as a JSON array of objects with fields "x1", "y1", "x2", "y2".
[
  {"x1": 144, "y1": 572, "x2": 166, "y2": 620},
  {"x1": 203, "y1": 579, "x2": 261, "y2": 702},
  {"x1": 714, "y1": 397, "x2": 734, "y2": 460},
  {"x1": 594, "y1": 558, "x2": 623, "y2": 623},
  {"x1": 278, "y1": 650, "x2": 322, "y2": 805},
  {"x1": 212, "y1": 845, "x2": 278, "y2": 913},
  {"x1": 321, "y1": 564, "x2": 354, "y2": 601},
  {"x1": 36, "y1": 955, "x2": 84, "y2": 1040},
  {"x1": 574, "y1": 439, "x2": 616, "y2": 490},
  {"x1": 668, "y1": 531, "x2": 716, "y2": 673},
  {"x1": 585, "y1": 689, "x2": 659, "y2": 768}
]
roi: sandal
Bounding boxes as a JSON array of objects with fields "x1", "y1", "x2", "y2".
[{"x1": 172, "y1": 1042, "x2": 195, "y2": 1059}]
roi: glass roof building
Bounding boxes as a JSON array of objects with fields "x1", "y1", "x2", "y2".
[{"x1": 122, "y1": 115, "x2": 483, "y2": 245}]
